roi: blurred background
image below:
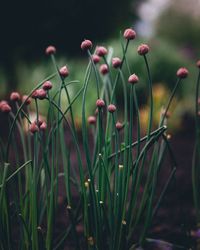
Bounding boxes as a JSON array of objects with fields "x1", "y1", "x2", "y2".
[{"x1": 1, "y1": 0, "x2": 200, "y2": 130}]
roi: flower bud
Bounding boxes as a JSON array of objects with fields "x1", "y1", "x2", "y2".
[
  {"x1": 99, "y1": 64, "x2": 109, "y2": 75},
  {"x1": 59, "y1": 66, "x2": 69, "y2": 78},
  {"x1": 137, "y1": 44, "x2": 150, "y2": 55},
  {"x1": 0, "y1": 100, "x2": 8, "y2": 107},
  {"x1": 112, "y1": 57, "x2": 122, "y2": 68},
  {"x1": 123, "y1": 28, "x2": 136, "y2": 40},
  {"x1": 176, "y1": 67, "x2": 189, "y2": 79},
  {"x1": 42, "y1": 81, "x2": 53, "y2": 90},
  {"x1": 32, "y1": 90, "x2": 39, "y2": 99},
  {"x1": 128, "y1": 74, "x2": 139, "y2": 84},
  {"x1": 116, "y1": 121, "x2": 123, "y2": 131},
  {"x1": 107, "y1": 104, "x2": 116, "y2": 113},
  {"x1": 196, "y1": 60, "x2": 200, "y2": 68},
  {"x1": 96, "y1": 46, "x2": 108, "y2": 57},
  {"x1": 96, "y1": 99, "x2": 105, "y2": 108},
  {"x1": 29, "y1": 123, "x2": 39, "y2": 133},
  {"x1": 0, "y1": 103, "x2": 11, "y2": 113},
  {"x1": 45, "y1": 45, "x2": 56, "y2": 55},
  {"x1": 40, "y1": 121, "x2": 47, "y2": 131},
  {"x1": 91, "y1": 54, "x2": 100, "y2": 64},
  {"x1": 10, "y1": 92, "x2": 20, "y2": 102},
  {"x1": 88, "y1": 116, "x2": 96, "y2": 125},
  {"x1": 22, "y1": 95, "x2": 31, "y2": 105},
  {"x1": 32, "y1": 89, "x2": 46, "y2": 100},
  {"x1": 81, "y1": 39, "x2": 92, "y2": 51},
  {"x1": 34, "y1": 119, "x2": 43, "y2": 127}
]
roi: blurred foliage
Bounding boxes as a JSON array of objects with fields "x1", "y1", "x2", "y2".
[
  {"x1": 0, "y1": 0, "x2": 140, "y2": 92},
  {"x1": 155, "y1": 8, "x2": 200, "y2": 55}
]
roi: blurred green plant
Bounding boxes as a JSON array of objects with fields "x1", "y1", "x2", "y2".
[
  {"x1": 155, "y1": 8, "x2": 200, "y2": 53},
  {"x1": 0, "y1": 0, "x2": 141, "y2": 93}
]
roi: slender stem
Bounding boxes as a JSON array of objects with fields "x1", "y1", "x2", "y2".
[
  {"x1": 143, "y1": 55, "x2": 153, "y2": 138},
  {"x1": 160, "y1": 78, "x2": 181, "y2": 126}
]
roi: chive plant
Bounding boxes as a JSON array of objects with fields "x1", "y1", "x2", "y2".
[{"x1": 0, "y1": 28, "x2": 189, "y2": 250}]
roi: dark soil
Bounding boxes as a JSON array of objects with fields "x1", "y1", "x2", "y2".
[{"x1": 147, "y1": 114, "x2": 197, "y2": 249}]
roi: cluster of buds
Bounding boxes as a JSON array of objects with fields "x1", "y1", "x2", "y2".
[
  {"x1": 9, "y1": 92, "x2": 32, "y2": 106},
  {"x1": 29, "y1": 119, "x2": 47, "y2": 134},
  {"x1": 32, "y1": 89, "x2": 47, "y2": 100},
  {"x1": 0, "y1": 91, "x2": 33, "y2": 114}
]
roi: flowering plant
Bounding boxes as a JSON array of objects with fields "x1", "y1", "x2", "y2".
[{"x1": 0, "y1": 28, "x2": 189, "y2": 250}]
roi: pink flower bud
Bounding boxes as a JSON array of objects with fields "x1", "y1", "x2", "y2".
[
  {"x1": 59, "y1": 66, "x2": 69, "y2": 78},
  {"x1": 176, "y1": 67, "x2": 189, "y2": 79},
  {"x1": 123, "y1": 28, "x2": 136, "y2": 40},
  {"x1": 96, "y1": 46, "x2": 108, "y2": 57},
  {"x1": 10, "y1": 92, "x2": 20, "y2": 102},
  {"x1": 0, "y1": 100, "x2": 8, "y2": 107},
  {"x1": 34, "y1": 119, "x2": 43, "y2": 127},
  {"x1": 22, "y1": 95, "x2": 31, "y2": 105},
  {"x1": 0, "y1": 103, "x2": 11, "y2": 113},
  {"x1": 45, "y1": 45, "x2": 56, "y2": 55},
  {"x1": 137, "y1": 44, "x2": 150, "y2": 55},
  {"x1": 116, "y1": 121, "x2": 123, "y2": 131},
  {"x1": 91, "y1": 54, "x2": 100, "y2": 64},
  {"x1": 32, "y1": 90, "x2": 39, "y2": 99},
  {"x1": 128, "y1": 74, "x2": 139, "y2": 84},
  {"x1": 37, "y1": 89, "x2": 47, "y2": 100},
  {"x1": 32, "y1": 89, "x2": 46, "y2": 100},
  {"x1": 96, "y1": 99, "x2": 105, "y2": 108},
  {"x1": 40, "y1": 121, "x2": 47, "y2": 131},
  {"x1": 107, "y1": 104, "x2": 116, "y2": 113},
  {"x1": 42, "y1": 81, "x2": 53, "y2": 90},
  {"x1": 88, "y1": 116, "x2": 96, "y2": 125},
  {"x1": 197, "y1": 60, "x2": 200, "y2": 68},
  {"x1": 99, "y1": 64, "x2": 109, "y2": 75},
  {"x1": 81, "y1": 39, "x2": 92, "y2": 51},
  {"x1": 112, "y1": 57, "x2": 122, "y2": 68},
  {"x1": 29, "y1": 123, "x2": 39, "y2": 133}
]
